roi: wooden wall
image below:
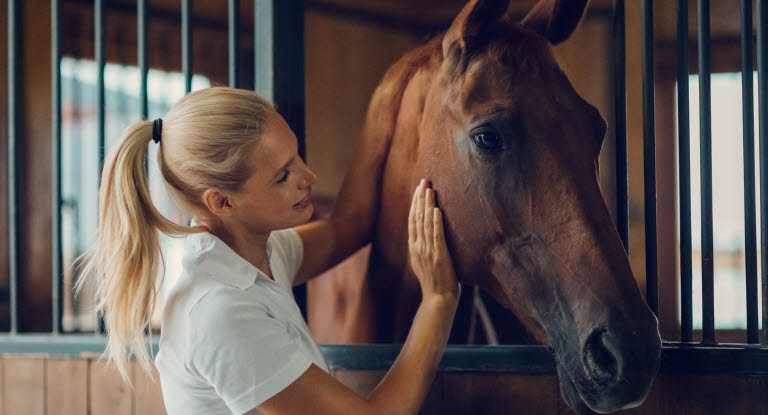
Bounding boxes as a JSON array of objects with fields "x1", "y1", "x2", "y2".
[
  {"x1": 336, "y1": 370, "x2": 768, "y2": 414},
  {"x1": 0, "y1": 356, "x2": 164, "y2": 415},
  {"x1": 0, "y1": 356, "x2": 765, "y2": 415}
]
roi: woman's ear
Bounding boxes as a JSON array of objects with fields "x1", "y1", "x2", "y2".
[{"x1": 202, "y1": 188, "x2": 235, "y2": 217}]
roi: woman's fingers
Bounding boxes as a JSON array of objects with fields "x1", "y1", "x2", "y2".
[
  {"x1": 424, "y1": 188, "x2": 435, "y2": 250},
  {"x1": 414, "y1": 180, "x2": 425, "y2": 242},
  {"x1": 433, "y1": 207, "x2": 445, "y2": 249},
  {"x1": 408, "y1": 181, "x2": 420, "y2": 245}
]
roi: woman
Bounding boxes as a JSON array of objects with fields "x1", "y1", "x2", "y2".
[{"x1": 78, "y1": 87, "x2": 459, "y2": 415}]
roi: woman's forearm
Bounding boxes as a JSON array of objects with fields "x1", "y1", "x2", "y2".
[{"x1": 366, "y1": 294, "x2": 459, "y2": 415}]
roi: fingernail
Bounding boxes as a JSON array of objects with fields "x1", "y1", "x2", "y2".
[{"x1": 420, "y1": 178, "x2": 426, "y2": 187}]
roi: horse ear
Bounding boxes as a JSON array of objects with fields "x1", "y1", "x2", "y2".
[
  {"x1": 441, "y1": 0, "x2": 510, "y2": 70},
  {"x1": 521, "y1": 0, "x2": 590, "y2": 45}
]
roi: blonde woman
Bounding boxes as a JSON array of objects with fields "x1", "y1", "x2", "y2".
[{"x1": 77, "y1": 87, "x2": 460, "y2": 415}]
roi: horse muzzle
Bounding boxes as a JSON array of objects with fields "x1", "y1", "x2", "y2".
[{"x1": 558, "y1": 317, "x2": 661, "y2": 414}]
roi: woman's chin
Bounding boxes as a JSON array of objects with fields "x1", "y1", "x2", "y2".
[{"x1": 294, "y1": 203, "x2": 314, "y2": 222}]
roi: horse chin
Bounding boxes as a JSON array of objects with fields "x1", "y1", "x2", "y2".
[{"x1": 555, "y1": 360, "x2": 602, "y2": 415}]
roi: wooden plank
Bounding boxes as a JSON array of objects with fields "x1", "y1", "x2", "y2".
[
  {"x1": 623, "y1": 374, "x2": 748, "y2": 415},
  {"x1": 134, "y1": 361, "x2": 166, "y2": 415},
  {"x1": 441, "y1": 373, "x2": 561, "y2": 415},
  {"x1": 89, "y1": 359, "x2": 132, "y2": 415},
  {"x1": 748, "y1": 375, "x2": 768, "y2": 415},
  {"x1": 418, "y1": 372, "x2": 443, "y2": 415},
  {"x1": 0, "y1": 359, "x2": 4, "y2": 415},
  {"x1": 333, "y1": 370, "x2": 444, "y2": 415},
  {"x1": 3, "y1": 358, "x2": 44, "y2": 415},
  {"x1": 46, "y1": 359, "x2": 87, "y2": 415}
]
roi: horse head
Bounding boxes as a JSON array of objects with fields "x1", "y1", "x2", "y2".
[{"x1": 385, "y1": 0, "x2": 662, "y2": 412}]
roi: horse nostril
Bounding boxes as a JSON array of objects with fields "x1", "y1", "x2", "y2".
[{"x1": 582, "y1": 328, "x2": 620, "y2": 386}]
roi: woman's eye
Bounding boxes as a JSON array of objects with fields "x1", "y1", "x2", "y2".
[
  {"x1": 472, "y1": 131, "x2": 503, "y2": 151},
  {"x1": 277, "y1": 170, "x2": 290, "y2": 184}
]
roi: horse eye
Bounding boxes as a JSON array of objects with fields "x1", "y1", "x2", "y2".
[{"x1": 472, "y1": 131, "x2": 503, "y2": 151}]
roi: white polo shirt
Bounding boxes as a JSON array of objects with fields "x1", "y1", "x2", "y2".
[{"x1": 155, "y1": 224, "x2": 330, "y2": 415}]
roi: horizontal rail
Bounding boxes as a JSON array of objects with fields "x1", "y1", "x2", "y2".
[{"x1": 1, "y1": 336, "x2": 767, "y2": 374}]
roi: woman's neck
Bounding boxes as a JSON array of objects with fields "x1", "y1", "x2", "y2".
[{"x1": 204, "y1": 220, "x2": 273, "y2": 280}]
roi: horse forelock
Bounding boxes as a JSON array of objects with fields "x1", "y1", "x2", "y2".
[{"x1": 441, "y1": 20, "x2": 557, "y2": 84}]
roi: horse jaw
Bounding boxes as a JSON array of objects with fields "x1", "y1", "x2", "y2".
[{"x1": 486, "y1": 236, "x2": 660, "y2": 414}]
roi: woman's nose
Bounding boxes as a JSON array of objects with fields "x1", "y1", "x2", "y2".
[{"x1": 299, "y1": 166, "x2": 317, "y2": 187}]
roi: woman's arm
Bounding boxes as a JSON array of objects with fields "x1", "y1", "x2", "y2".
[
  {"x1": 292, "y1": 123, "x2": 390, "y2": 286},
  {"x1": 257, "y1": 181, "x2": 460, "y2": 415}
]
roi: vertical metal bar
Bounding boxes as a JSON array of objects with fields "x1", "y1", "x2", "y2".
[
  {"x1": 742, "y1": 0, "x2": 759, "y2": 345},
  {"x1": 182, "y1": 0, "x2": 193, "y2": 93},
  {"x1": 52, "y1": 0, "x2": 62, "y2": 334},
  {"x1": 138, "y1": 0, "x2": 148, "y2": 119},
  {"x1": 698, "y1": 0, "x2": 715, "y2": 344},
  {"x1": 642, "y1": 0, "x2": 659, "y2": 316},
  {"x1": 95, "y1": 0, "x2": 106, "y2": 334},
  {"x1": 678, "y1": 0, "x2": 693, "y2": 343},
  {"x1": 229, "y1": 0, "x2": 239, "y2": 88},
  {"x1": 758, "y1": 0, "x2": 768, "y2": 345},
  {"x1": 255, "y1": 0, "x2": 308, "y2": 317},
  {"x1": 7, "y1": 0, "x2": 22, "y2": 334},
  {"x1": 254, "y1": 0, "x2": 274, "y2": 102},
  {"x1": 613, "y1": 0, "x2": 629, "y2": 253}
]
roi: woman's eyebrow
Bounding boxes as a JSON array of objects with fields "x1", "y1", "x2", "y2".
[{"x1": 271, "y1": 157, "x2": 295, "y2": 180}]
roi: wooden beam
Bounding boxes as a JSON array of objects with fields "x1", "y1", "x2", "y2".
[
  {"x1": 46, "y1": 359, "x2": 87, "y2": 415},
  {"x1": 3, "y1": 358, "x2": 44, "y2": 415}
]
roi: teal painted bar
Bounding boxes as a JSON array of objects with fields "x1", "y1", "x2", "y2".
[{"x1": 1, "y1": 336, "x2": 767, "y2": 374}]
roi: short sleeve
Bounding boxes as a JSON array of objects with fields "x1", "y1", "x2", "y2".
[
  {"x1": 188, "y1": 291, "x2": 313, "y2": 414},
  {"x1": 268, "y1": 228, "x2": 304, "y2": 288}
]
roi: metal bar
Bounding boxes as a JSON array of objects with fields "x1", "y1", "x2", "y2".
[
  {"x1": 698, "y1": 0, "x2": 715, "y2": 344},
  {"x1": 742, "y1": 0, "x2": 759, "y2": 345},
  {"x1": 182, "y1": 0, "x2": 193, "y2": 93},
  {"x1": 0, "y1": 336, "x2": 766, "y2": 374},
  {"x1": 229, "y1": 0, "x2": 239, "y2": 88},
  {"x1": 255, "y1": 0, "x2": 308, "y2": 317},
  {"x1": 758, "y1": 0, "x2": 768, "y2": 346},
  {"x1": 613, "y1": 0, "x2": 628, "y2": 253},
  {"x1": 678, "y1": 0, "x2": 693, "y2": 343},
  {"x1": 51, "y1": 0, "x2": 63, "y2": 334},
  {"x1": 254, "y1": 0, "x2": 274, "y2": 102},
  {"x1": 642, "y1": 0, "x2": 658, "y2": 316},
  {"x1": 138, "y1": 0, "x2": 148, "y2": 119},
  {"x1": 7, "y1": 0, "x2": 22, "y2": 334},
  {"x1": 95, "y1": 0, "x2": 106, "y2": 334},
  {"x1": 0, "y1": 333, "x2": 765, "y2": 373},
  {"x1": 254, "y1": 0, "x2": 305, "y2": 159}
]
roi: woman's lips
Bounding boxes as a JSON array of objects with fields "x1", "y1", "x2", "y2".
[{"x1": 293, "y1": 190, "x2": 312, "y2": 209}]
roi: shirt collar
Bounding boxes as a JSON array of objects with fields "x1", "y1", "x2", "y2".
[{"x1": 184, "y1": 217, "x2": 273, "y2": 289}]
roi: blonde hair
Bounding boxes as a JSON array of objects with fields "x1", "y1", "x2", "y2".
[{"x1": 75, "y1": 87, "x2": 274, "y2": 384}]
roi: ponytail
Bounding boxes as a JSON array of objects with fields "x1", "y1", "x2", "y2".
[{"x1": 75, "y1": 120, "x2": 202, "y2": 385}]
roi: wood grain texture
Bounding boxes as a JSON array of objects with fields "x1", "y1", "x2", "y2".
[
  {"x1": 89, "y1": 359, "x2": 132, "y2": 415},
  {"x1": 134, "y1": 361, "x2": 166, "y2": 415},
  {"x1": 747, "y1": 376, "x2": 768, "y2": 415},
  {"x1": 46, "y1": 359, "x2": 87, "y2": 415},
  {"x1": 3, "y1": 358, "x2": 44, "y2": 415},
  {"x1": 441, "y1": 373, "x2": 562, "y2": 415},
  {"x1": 0, "y1": 359, "x2": 4, "y2": 415}
]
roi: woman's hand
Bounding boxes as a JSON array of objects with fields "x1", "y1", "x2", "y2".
[{"x1": 408, "y1": 179, "x2": 460, "y2": 303}]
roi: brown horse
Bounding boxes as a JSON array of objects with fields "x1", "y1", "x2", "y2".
[{"x1": 307, "y1": 0, "x2": 661, "y2": 413}]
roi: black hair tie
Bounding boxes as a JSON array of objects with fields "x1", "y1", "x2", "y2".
[{"x1": 152, "y1": 118, "x2": 163, "y2": 144}]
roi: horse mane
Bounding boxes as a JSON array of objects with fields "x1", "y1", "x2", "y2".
[{"x1": 359, "y1": 35, "x2": 443, "y2": 150}]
